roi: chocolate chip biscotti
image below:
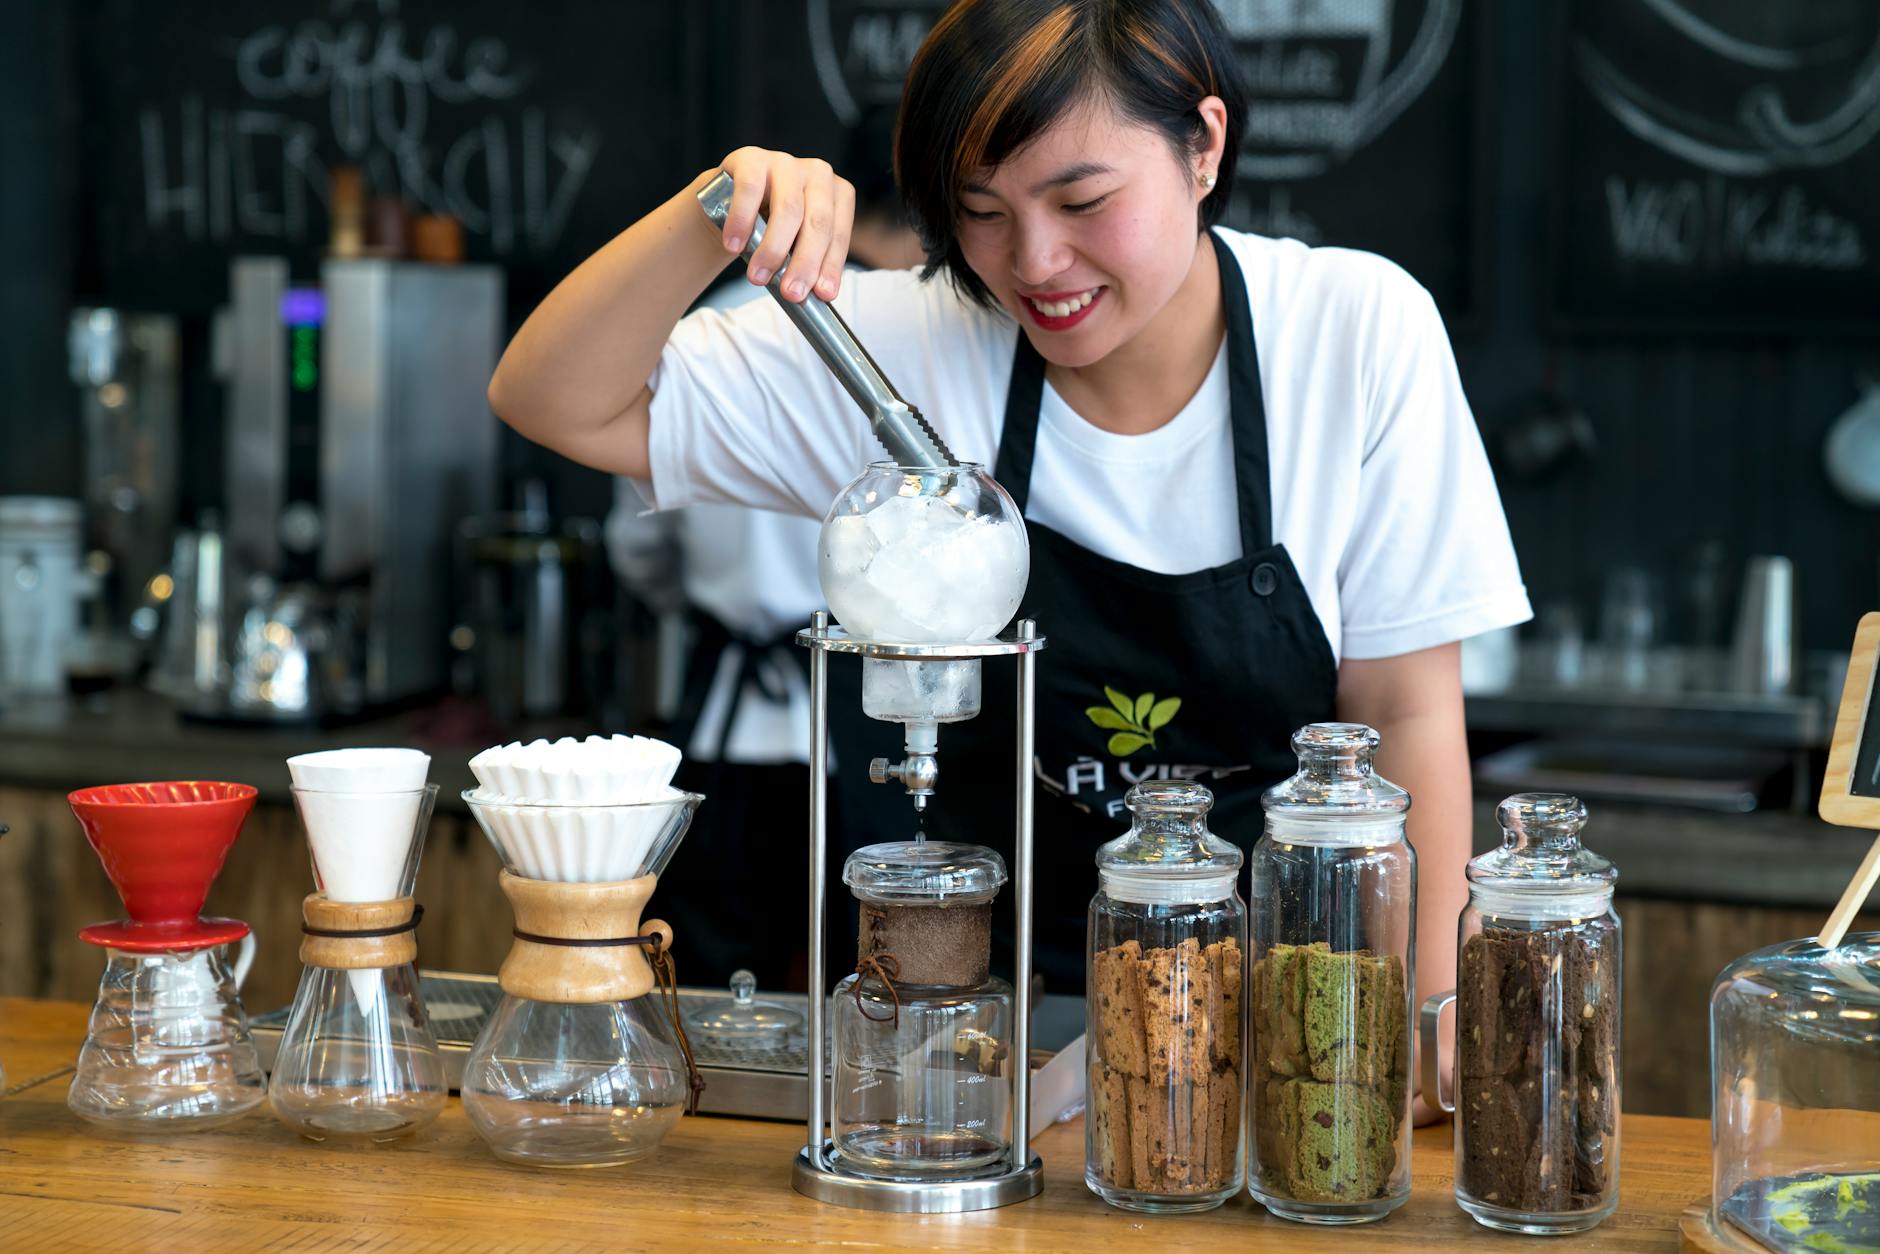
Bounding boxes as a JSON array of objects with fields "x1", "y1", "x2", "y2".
[
  {"x1": 1249, "y1": 941, "x2": 1408, "y2": 1205},
  {"x1": 1087, "y1": 935, "x2": 1243, "y2": 1196}
]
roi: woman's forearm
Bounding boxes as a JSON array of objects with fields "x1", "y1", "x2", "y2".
[
  {"x1": 1336, "y1": 643, "x2": 1471, "y2": 1124},
  {"x1": 487, "y1": 168, "x2": 732, "y2": 476},
  {"x1": 1371, "y1": 703, "x2": 1471, "y2": 1118}
]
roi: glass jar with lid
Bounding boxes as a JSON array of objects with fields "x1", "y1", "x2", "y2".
[
  {"x1": 1700, "y1": 933, "x2": 1879, "y2": 1253},
  {"x1": 1421, "y1": 793, "x2": 1622, "y2": 1234},
  {"x1": 1086, "y1": 780, "x2": 1245, "y2": 1213},
  {"x1": 1248, "y1": 722, "x2": 1415, "y2": 1224},
  {"x1": 831, "y1": 840, "x2": 1012, "y2": 1180}
]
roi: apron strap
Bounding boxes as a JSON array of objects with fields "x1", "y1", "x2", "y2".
[{"x1": 994, "y1": 229, "x2": 1274, "y2": 554}]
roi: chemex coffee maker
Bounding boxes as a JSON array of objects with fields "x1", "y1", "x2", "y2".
[
  {"x1": 211, "y1": 254, "x2": 502, "y2": 722},
  {"x1": 65, "y1": 781, "x2": 266, "y2": 1132},
  {"x1": 698, "y1": 173, "x2": 1046, "y2": 1212}
]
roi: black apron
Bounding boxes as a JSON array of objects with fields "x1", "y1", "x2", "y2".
[{"x1": 920, "y1": 231, "x2": 1340, "y2": 992}]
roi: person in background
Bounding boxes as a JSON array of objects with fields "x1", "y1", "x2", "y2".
[{"x1": 604, "y1": 110, "x2": 920, "y2": 991}]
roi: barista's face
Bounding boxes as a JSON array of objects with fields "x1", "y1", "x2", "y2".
[{"x1": 955, "y1": 97, "x2": 1209, "y2": 369}]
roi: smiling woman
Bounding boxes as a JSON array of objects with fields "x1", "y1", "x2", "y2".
[
  {"x1": 895, "y1": 0, "x2": 1245, "y2": 312},
  {"x1": 485, "y1": 0, "x2": 1532, "y2": 1182}
]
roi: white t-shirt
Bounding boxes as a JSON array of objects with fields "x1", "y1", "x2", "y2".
[{"x1": 644, "y1": 227, "x2": 1531, "y2": 661}]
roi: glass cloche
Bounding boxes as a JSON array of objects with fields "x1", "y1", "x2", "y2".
[{"x1": 1704, "y1": 934, "x2": 1880, "y2": 1253}]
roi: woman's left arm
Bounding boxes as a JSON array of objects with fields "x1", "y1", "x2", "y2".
[{"x1": 1336, "y1": 640, "x2": 1470, "y2": 1126}]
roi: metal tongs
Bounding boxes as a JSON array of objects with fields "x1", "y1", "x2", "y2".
[{"x1": 696, "y1": 171, "x2": 958, "y2": 472}]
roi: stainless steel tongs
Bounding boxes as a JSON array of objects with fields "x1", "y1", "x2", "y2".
[{"x1": 696, "y1": 171, "x2": 958, "y2": 471}]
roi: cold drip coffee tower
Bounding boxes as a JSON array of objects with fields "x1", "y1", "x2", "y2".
[{"x1": 698, "y1": 170, "x2": 1044, "y2": 1210}]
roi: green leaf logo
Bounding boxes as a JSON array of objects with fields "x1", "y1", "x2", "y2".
[{"x1": 1085, "y1": 687, "x2": 1181, "y2": 757}]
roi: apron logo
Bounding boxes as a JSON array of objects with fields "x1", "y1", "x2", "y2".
[{"x1": 1084, "y1": 686, "x2": 1182, "y2": 758}]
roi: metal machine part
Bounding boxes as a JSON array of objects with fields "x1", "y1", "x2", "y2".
[
  {"x1": 220, "y1": 257, "x2": 501, "y2": 718},
  {"x1": 695, "y1": 171, "x2": 957, "y2": 471},
  {"x1": 869, "y1": 752, "x2": 940, "y2": 808},
  {"x1": 68, "y1": 307, "x2": 180, "y2": 651},
  {"x1": 251, "y1": 970, "x2": 1085, "y2": 1124}
]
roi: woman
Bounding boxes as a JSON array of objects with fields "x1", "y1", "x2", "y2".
[{"x1": 489, "y1": 0, "x2": 1529, "y2": 1118}]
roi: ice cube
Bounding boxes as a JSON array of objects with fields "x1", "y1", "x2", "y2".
[{"x1": 820, "y1": 513, "x2": 879, "y2": 580}]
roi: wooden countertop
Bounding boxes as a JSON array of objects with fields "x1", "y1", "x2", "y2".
[{"x1": 0, "y1": 998, "x2": 1713, "y2": 1252}]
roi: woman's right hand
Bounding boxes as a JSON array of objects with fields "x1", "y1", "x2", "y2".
[{"x1": 712, "y1": 147, "x2": 856, "y2": 304}]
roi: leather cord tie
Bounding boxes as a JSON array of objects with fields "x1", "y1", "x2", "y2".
[
  {"x1": 854, "y1": 953, "x2": 903, "y2": 1030},
  {"x1": 647, "y1": 934, "x2": 706, "y2": 1115},
  {"x1": 302, "y1": 903, "x2": 424, "y2": 939},
  {"x1": 510, "y1": 928, "x2": 663, "y2": 948}
]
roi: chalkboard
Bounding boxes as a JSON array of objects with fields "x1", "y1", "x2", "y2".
[
  {"x1": 72, "y1": 0, "x2": 706, "y2": 317},
  {"x1": 719, "y1": 0, "x2": 953, "y2": 173},
  {"x1": 1822, "y1": 612, "x2": 1880, "y2": 827},
  {"x1": 1549, "y1": 0, "x2": 1880, "y2": 334},
  {"x1": 1215, "y1": 0, "x2": 1494, "y2": 329},
  {"x1": 725, "y1": 0, "x2": 1492, "y2": 327}
]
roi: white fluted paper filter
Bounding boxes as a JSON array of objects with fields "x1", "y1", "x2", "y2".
[
  {"x1": 467, "y1": 735, "x2": 681, "y2": 803},
  {"x1": 463, "y1": 788, "x2": 700, "y2": 883},
  {"x1": 287, "y1": 747, "x2": 431, "y2": 793}
]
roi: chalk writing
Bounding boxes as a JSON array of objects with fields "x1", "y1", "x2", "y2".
[
  {"x1": 1604, "y1": 176, "x2": 1865, "y2": 271},
  {"x1": 134, "y1": 3, "x2": 598, "y2": 255}
]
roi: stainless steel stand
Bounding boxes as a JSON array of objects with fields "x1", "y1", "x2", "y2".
[{"x1": 792, "y1": 613, "x2": 1046, "y2": 1212}]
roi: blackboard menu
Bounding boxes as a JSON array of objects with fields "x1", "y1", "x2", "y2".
[
  {"x1": 72, "y1": 0, "x2": 704, "y2": 316},
  {"x1": 1549, "y1": 0, "x2": 1880, "y2": 334},
  {"x1": 1216, "y1": 0, "x2": 1493, "y2": 328},
  {"x1": 721, "y1": 0, "x2": 954, "y2": 167}
]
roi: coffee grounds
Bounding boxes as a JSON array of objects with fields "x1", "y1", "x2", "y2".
[
  {"x1": 1457, "y1": 925, "x2": 1618, "y2": 1215},
  {"x1": 857, "y1": 901, "x2": 990, "y2": 986}
]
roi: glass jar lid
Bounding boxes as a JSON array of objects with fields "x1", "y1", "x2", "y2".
[
  {"x1": 1261, "y1": 723, "x2": 1409, "y2": 844},
  {"x1": 843, "y1": 840, "x2": 1006, "y2": 903},
  {"x1": 1096, "y1": 781, "x2": 1241, "y2": 902},
  {"x1": 1468, "y1": 793, "x2": 1615, "y2": 913}
]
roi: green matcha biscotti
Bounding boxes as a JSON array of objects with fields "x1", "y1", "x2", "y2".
[
  {"x1": 1303, "y1": 946, "x2": 1406, "y2": 1087},
  {"x1": 1287, "y1": 1079, "x2": 1399, "y2": 1202}
]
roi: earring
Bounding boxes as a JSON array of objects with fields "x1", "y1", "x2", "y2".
[{"x1": 1199, "y1": 171, "x2": 1217, "y2": 189}]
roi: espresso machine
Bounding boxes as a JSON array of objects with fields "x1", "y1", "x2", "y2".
[{"x1": 215, "y1": 255, "x2": 501, "y2": 721}]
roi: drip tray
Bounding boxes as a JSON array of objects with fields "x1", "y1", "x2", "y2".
[{"x1": 251, "y1": 971, "x2": 821, "y2": 1122}]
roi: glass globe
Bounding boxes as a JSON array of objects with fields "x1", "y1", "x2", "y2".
[{"x1": 818, "y1": 461, "x2": 1028, "y2": 646}]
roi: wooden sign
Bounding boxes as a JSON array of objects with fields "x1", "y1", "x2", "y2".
[{"x1": 1820, "y1": 612, "x2": 1880, "y2": 825}]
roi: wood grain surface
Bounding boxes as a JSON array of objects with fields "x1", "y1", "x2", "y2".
[{"x1": 0, "y1": 998, "x2": 1714, "y2": 1253}]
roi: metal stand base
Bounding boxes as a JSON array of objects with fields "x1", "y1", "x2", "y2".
[{"x1": 791, "y1": 1145, "x2": 1044, "y2": 1213}]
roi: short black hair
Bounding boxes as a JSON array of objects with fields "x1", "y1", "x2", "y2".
[{"x1": 895, "y1": 0, "x2": 1246, "y2": 309}]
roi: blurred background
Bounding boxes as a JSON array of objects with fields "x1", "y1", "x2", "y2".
[{"x1": 1, "y1": 0, "x2": 1877, "y2": 1116}]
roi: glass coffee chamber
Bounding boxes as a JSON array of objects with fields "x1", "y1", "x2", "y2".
[{"x1": 831, "y1": 840, "x2": 1013, "y2": 1179}]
